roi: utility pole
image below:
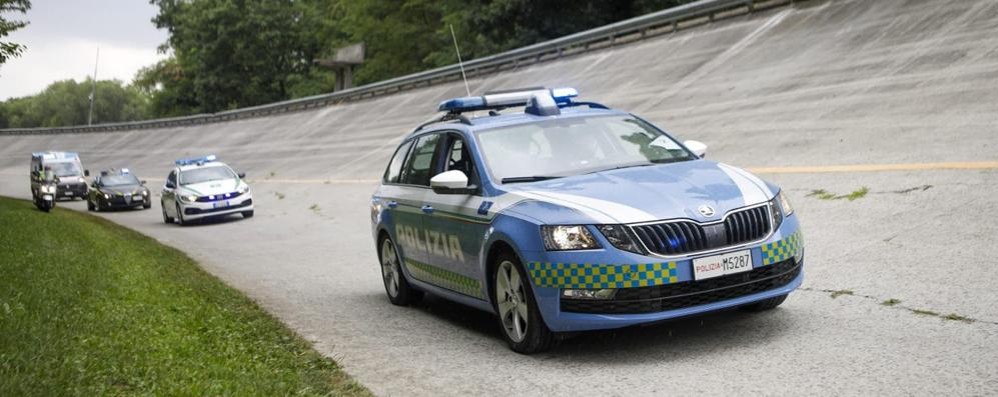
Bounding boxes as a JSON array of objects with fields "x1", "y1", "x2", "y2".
[{"x1": 87, "y1": 47, "x2": 99, "y2": 126}]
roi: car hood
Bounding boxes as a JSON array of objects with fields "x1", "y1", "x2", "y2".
[
  {"x1": 501, "y1": 160, "x2": 775, "y2": 224},
  {"x1": 179, "y1": 179, "x2": 242, "y2": 196},
  {"x1": 99, "y1": 185, "x2": 146, "y2": 195}
]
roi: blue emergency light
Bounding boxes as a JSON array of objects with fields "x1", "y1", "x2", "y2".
[
  {"x1": 175, "y1": 154, "x2": 217, "y2": 166},
  {"x1": 437, "y1": 87, "x2": 580, "y2": 114}
]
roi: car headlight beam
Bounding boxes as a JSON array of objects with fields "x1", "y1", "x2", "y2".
[{"x1": 541, "y1": 225, "x2": 600, "y2": 251}]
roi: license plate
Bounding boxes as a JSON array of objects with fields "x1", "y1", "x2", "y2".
[
  {"x1": 133, "y1": 195, "x2": 143, "y2": 200},
  {"x1": 63, "y1": 191, "x2": 73, "y2": 196},
  {"x1": 692, "y1": 249, "x2": 753, "y2": 280},
  {"x1": 212, "y1": 201, "x2": 229, "y2": 209}
]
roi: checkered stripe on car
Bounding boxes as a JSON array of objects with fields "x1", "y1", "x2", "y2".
[
  {"x1": 761, "y1": 231, "x2": 802, "y2": 265},
  {"x1": 526, "y1": 262, "x2": 679, "y2": 289}
]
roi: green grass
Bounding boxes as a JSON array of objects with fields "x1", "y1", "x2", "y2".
[
  {"x1": 0, "y1": 197, "x2": 369, "y2": 396},
  {"x1": 829, "y1": 289, "x2": 854, "y2": 299},
  {"x1": 881, "y1": 298, "x2": 902, "y2": 306},
  {"x1": 807, "y1": 187, "x2": 870, "y2": 201}
]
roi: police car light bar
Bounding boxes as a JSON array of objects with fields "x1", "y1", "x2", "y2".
[
  {"x1": 175, "y1": 154, "x2": 217, "y2": 166},
  {"x1": 437, "y1": 87, "x2": 579, "y2": 114}
]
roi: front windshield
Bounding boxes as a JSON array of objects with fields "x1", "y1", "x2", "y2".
[
  {"x1": 48, "y1": 161, "x2": 82, "y2": 177},
  {"x1": 100, "y1": 174, "x2": 140, "y2": 187},
  {"x1": 179, "y1": 165, "x2": 235, "y2": 185},
  {"x1": 475, "y1": 115, "x2": 695, "y2": 183}
]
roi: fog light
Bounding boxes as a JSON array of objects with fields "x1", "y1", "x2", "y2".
[{"x1": 562, "y1": 288, "x2": 617, "y2": 300}]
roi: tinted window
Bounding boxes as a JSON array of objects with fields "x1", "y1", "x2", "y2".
[
  {"x1": 384, "y1": 139, "x2": 414, "y2": 183},
  {"x1": 179, "y1": 165, "x2": 236, "y2": 185},
  {"x1": 445, "y1": 136, "x2": 479, "y2": 187},
  {"x1": 100, "y1": 174, "x2": 140, "y2": 187},
  {"x1": 400, "y1": 134, "x2": 440, "y2": 186}
]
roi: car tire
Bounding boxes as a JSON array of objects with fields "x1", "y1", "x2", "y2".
[
  {"x1": 241, "y1": 210, "x2": 254, "y2": 218},
  {"x1": 161, "y1": 202, "x2": 175, "y2": 224},
  {"x1": 492, "y1": 251, "x2": 554, "y2": 354},
  {"x1": 87, "y1": 199, "x2": 95, "y2": 211},
  {"x1": 143, "y1": 201, "x2": 152, "y2": 209},
  {"x1": 175, "y1": 203, "x2": 187, "y2": 226},
  {"x1": 378, "y1": 235, "x2": 422, "y2": 306},
  {"x1": 741, "y1": 294, "x2": 789, "y2": 312}
]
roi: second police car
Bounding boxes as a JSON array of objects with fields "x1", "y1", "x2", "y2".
[
  {"x1": 161, "y1": 155, "x2": 254, "y2": 225},
  {"x1": 371, "y1": 88, "x2": 803, "y2": 353}
]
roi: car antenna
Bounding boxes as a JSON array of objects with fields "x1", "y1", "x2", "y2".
[{"x1": 450, "y1": 24, "x2": 472, "y2": 97}]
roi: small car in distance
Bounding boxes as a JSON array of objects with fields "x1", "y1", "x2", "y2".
[
  {"x1": 87, "y1": 169, "x2": 151, "y2": 211},
  {"x1": 30, "y1": 151, "x2": 89, "y2": 200},
  {"x1": 161, "y1": 155, "x2": 253, "y2": 225}
]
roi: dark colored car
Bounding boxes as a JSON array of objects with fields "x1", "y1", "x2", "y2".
[{"x1": 87, "y1": 170, "x2": 152, "y2": 211}]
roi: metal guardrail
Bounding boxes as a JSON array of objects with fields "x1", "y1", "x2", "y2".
[{"x1": 1, "y1": 0, "x2": 795, "y2": 135}]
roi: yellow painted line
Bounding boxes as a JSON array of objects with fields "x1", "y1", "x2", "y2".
[{"x1": 746, "y1": 161, "x2": 998, "y2": 174}]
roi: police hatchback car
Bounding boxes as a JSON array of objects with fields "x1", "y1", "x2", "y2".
[
  {"x1": 161, "y1": 155, "x2": 253, "y2": 225},
  {"x1": 371, "y1": 88, "x2": 802, "y2": 353}
]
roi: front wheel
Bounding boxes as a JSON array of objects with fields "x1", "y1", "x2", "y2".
[
  {"x1": 161, "y1": 201, "x2": 175, "y2": 224},
  {"x1": 493, "y1": 252, "x2": 553, "y2": 354},
  {"x1": 175, "y1": 203, "x2": 187, "y2": 226},
  {"x1": 379, "y1": 236, "x2": 421, "y2": 305},
  {"x1": 241, "y1": 210, "x2": 254, "y2": 218}
]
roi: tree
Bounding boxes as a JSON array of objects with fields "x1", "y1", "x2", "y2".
[
  {"x1": 0, "y1": 79, "x2": 148, "y2": 128},
  {"x1": 148, "y1": 0, "x2": 334, "y2": 114},
  {"x1": 0, "y1": 0, "x2": 31, "y2": 66}
]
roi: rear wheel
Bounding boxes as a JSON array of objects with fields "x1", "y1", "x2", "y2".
[
  {"x1": 741, "y1": 294, "x2": 788, "y2": 312},
  {"x1": 493, "y1": 252, "x2": 553, "y2": 354},
  {"x1": 379, "y1": 236, "x2": 421, "y2": 305}
]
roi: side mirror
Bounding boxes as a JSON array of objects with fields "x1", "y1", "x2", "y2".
[
  {"x1": 684, "y1": 140, "x2": 707, "y2": 158},
  {"x1": 165, "y1": 180, "x2": 176, "y2": 189},
  {"x1": 84, "y1": 169, "x2": 90, "y2": 177},
  {"x1": 141, "y1": 180, "x2": 147, "y2": 185},
  {"x1": 430, "y1": 170, "x2": 476, "y2": 195}
]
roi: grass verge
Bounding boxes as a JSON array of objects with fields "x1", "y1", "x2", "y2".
[{"x1": 0, "y1": 197, "x2": 369, "y2": 396}]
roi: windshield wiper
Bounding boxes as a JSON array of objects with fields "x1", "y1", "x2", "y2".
[
  {"x1": 501, "y1": 176, "x2": 564, "y2": 184},
  {"x1": 650, "y1": 157, "x2": 690, "y2": 164},
  {"x1": 586, "y1": 162, "x2": 655, "y2": 174}
]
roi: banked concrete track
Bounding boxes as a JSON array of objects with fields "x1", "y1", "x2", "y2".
[{"x1": 2, "y1": 0, "x2": 998, "y2": 394}]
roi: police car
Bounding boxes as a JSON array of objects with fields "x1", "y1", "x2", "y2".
[
  {"x1": 370, "y1": 88, "x2": 803, "y2": 353},
  {"x1": 87, "y1": 168, "x2": 151, "y2": 211},
  {"x1": 160, "y1": 155, "x2": 253, "y2": 225}
]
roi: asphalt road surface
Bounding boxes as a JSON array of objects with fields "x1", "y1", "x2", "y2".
[{"x1": 2, "y1": 0, "x2": 997, "y2": 395}]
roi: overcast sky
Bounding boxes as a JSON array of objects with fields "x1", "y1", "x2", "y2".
[{"x1": 0, "y1": 0, "x2": 167, "y2": 100}]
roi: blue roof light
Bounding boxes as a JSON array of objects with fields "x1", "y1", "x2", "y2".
[
  {"x1": 175, "y1": 154, "x2": 217, "y2": 166},
  {"x1": 438, "y1": 96, "x2": 487, "y2": 113},
  {"x1": 550, "y1": 87, "x2": 579, "y2": 104}
]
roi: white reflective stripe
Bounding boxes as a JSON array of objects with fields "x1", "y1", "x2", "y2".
[
  {"x1": 717, "y1": 163, "x2": 769, "y2": 205},
  {"x1": 511, "y1": 190, "x2": 658, "y2": 224},
  {"x1": 724, "y1": 163, "x2": 774, "y2": 199}
]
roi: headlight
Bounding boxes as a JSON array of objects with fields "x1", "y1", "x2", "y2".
[
  {"x1": 237, "y1": 184, "x2": 250, "y2": 194},
  {"x1": 596, "y1": 224, "x2": 643, "y2": 254},
  {"x1": 78, "y1": 177, "x2": 86, "y2": 183},
  {"x1": 541, "y1": 225, "x2": 600, "y2": 251},
  {"x1": 778, "y1": 191, "x2": 794, "y2": 215},
  {"x1": 179, "y1": 194, "x2": 198, "y2": 203},
  {"x1": 142, "y1": 190, "x2": 149, "y2": 196},
  {"x1": 769, "y1": 191, "x2": 793, "y2": 229},
  {"x1": 103, "y1": 193, "x2": 110, "y2": 199},
  {"x1": 42, "y1": 186, "x2": 55, "y2": 193}
]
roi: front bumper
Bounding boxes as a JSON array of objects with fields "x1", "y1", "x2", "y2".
[
  {"x1": 57, "y1": 182, "x2": 87, "y2": 198},
  {"x1": 524, "y1": 216, "x2": 804, "y2": 332},
  {"x1": 179, "y1": 194, "x2": 253, "y2": 220},
  {"x1": 99, "y1": 193, "x2": 150, "y2": 209}
]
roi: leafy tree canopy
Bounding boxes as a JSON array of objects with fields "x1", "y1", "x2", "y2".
[{"x1": 0, "y1": 0, "x2": 31, "y2": 66}]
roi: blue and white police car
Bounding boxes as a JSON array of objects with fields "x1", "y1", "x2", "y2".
[
  {"x1": 371, "y1": 88, "x2": 803, "y2": 353},
  {"x1": 161, "y1": 155, "x2": 254, "y2": 225}
]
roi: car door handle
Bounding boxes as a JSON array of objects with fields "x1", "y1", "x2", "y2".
[
  {"x1": 421, "y1": 205, "x2": 434, "y2": 214},
  {"x1": 387, "y1": 201, "x2": 398, "y2": 208}
]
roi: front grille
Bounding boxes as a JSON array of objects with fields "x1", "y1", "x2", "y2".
[
  {"x1": 195, "y1": 191, "x2": 243, "y2": 202},
  {"x1": 631, "y1": 205, "x2": 772, "y2": 256},
  {"x1": 561, "y1": 259, "x2": 799, "y2": 314}
]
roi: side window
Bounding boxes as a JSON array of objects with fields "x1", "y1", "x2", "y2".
[
  {"x1": 400, "y1": 134, "x2": 440, "y2": 186},
  {"x1": 384, "y1": 139, "x2": 414, "y2": 184},
  {"x1": 445, "y1": 135, "x2": 479, "y2": 187}
]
